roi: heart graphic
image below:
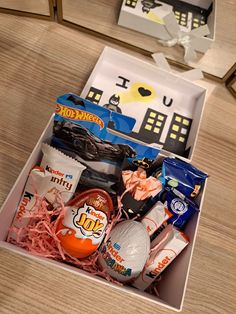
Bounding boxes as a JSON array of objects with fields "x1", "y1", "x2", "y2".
[{"x1": 138, "y1": 87, "x2": 152, "y2": 97}]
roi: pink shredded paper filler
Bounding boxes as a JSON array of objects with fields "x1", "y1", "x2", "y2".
[
  {"x1": 8, "y1": 189, "x2": 160, "y2": 294},
  {"x1": 7, "y1": 194, "x2": 123, "y2": 286}
]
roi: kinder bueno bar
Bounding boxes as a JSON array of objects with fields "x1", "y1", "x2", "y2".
[
  {"x1": 141, "y1": 201, "x2": 172, "y2": 236},
  {"x1": 133, "y1": 225, "x2": 189, "y2": 291},
  {"x1": 8, "y1": 166, "x2": 52, "y2": 241},
  {"x1": 40, "y1": 144, "x2": 86, "y2": 205}
]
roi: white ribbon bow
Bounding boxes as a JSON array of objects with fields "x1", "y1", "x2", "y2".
[{"x1": 159, "y1": 12, "x2": 211, "y2": 64}]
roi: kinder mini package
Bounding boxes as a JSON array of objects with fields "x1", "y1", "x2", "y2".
[{"x1": 0, "y1": 92, "x2": 208, "y2": 311}]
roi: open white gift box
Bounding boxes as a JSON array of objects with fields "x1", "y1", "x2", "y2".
[
  {"x1": 0, "y1": 47, "x2": 208, "y2": 312},
  {"x1": 118, "y1": 0, "x2": 216, "y2": 51}
]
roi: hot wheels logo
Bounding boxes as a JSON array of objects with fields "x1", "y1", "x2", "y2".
[{"x1": 56, "y1": 104, "x2": 104, "y2": 129}]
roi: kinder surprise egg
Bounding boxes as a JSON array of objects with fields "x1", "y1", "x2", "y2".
[
  {"x1": 98, "y1": 221, "x2": 150, "y2": 282},
  {"x1": 56, "y1": 189, "x2": 113, "y2": 258}
]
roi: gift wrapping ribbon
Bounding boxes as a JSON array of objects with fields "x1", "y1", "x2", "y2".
[
  {"x1": 159, "y1": 12, "x2": 211, "y2": 63},
  {"x1": 122, "y1": 167, "x2": 162, "y2": 201}
]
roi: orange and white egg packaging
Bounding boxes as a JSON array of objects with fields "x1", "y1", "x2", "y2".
[{"x1": 56, "y1": 189, "x2": 113, "y2": 258}]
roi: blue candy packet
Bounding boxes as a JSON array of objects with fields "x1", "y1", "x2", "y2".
[
  {"x1": 160, "y1": 157, "x2": 208, "y2": 198},
  {"x1": 149, "y1": 187, "x2": 198, "y2": 240},
  {"x1": 165, "y1": 188, "x2": 198, "y2": 229}
]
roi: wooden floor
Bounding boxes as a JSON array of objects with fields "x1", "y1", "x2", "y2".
[
  {"x1": 0, "y1": 13, "x2": 235, "y2": 314},
  {"x1": 0, "y1": 0, "x2": 50, "y2": 15},
  {"x1": 59, "y1": 0, "x2": 236, "y2": 80}
]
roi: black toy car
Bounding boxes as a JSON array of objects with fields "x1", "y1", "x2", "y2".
[{"x1": 53, "y1": 120, "x2": 136, "y2": 161}]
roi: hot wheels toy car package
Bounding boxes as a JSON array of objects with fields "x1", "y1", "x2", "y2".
[{"x1": 52, "y1": 94, "x2": 160, "y2": 196}]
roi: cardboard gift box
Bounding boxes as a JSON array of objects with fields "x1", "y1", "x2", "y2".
[
  {"x1": 0, "y1": 47, "x2": 208, "y2": 312},
  {"x1": 118, "y1": 0, "x2": 216, "y2": 52}
]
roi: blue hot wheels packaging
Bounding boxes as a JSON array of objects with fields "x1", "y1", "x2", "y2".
[{"x1": 51, "y1": 93, "x2": 160, "y2": 197}]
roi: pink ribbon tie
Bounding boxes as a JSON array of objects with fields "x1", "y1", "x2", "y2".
[{"x1": 122, "y1": 168, "x2": 162, "y2": 201}]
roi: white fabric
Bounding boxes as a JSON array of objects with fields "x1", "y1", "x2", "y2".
[{"x1": 159, "y1": 13, "x2": 210, "y2": 64}]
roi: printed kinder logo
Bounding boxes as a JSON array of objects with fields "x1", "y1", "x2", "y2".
[
  {"x1": 73, "y1": 203, "x2": 108, "y2": 238},
  {"x1": 171, "y1": 198, "x2": 188, "y2": 215},
  {"x1": 45, "y1": 165, "x2": 64, "y2": 177},
  {"x1": 46, "y1": 165, "x2": 73, "y2": 191},
  {"x1": 145, "y1": 253, "x2": 175, "y2": 280},
  {"x1": 56, "y1": 104, "x2": 104, "y2": 129},
  {"x1": 16, "y1": 191, "x2": 34, "y2": 220}
]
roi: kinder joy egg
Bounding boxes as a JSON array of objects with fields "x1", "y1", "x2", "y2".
[
  {"x1": 56, "y1": 189, "x2": 113, "y2": 258},
  {"x1": 98, "y1": 220, "x2": 150, "y2": 282}
]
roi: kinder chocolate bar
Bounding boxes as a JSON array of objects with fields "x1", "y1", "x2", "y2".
[
  {"x1": 160, "y1": 157, "x2": 208, "y2": 198},
  {"x1": 141, "y1": 201, "x2": 172, "y2": 236},
  {"x1": 56, "y1": 189, "x2": 113, "y2": 258},
  {"x1": 133, "y1": 225, "x2": 189, "y2": 291},
  {"x1": 8, "y1": 166, "x2": 52, "y2": 241},
  {"x1": 40, "y1": 144, "x2": 86, "y2": 205}
]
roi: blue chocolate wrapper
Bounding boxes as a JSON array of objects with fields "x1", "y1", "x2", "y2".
[
  {"x1": 150, "y1": 188, "x2": 198, "y2": 241},
  {"x1": 165, "y1": 188, "x2": 198, "y2": 229},
  {"x1": 160, "y1": 157, "x2": 208, "y2": 198}
]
